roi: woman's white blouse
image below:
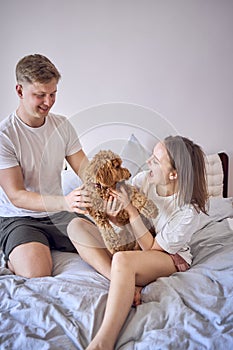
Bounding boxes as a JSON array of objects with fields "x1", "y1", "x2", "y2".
[{"x1": 132, "y1": 171, "x2": 201, "y2": 265}]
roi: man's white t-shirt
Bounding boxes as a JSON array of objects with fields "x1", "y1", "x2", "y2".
[
  {"x1": 132, "y1": 171, "x2": 201, "y2": 265},
  {"x1": 0, "y1": 112, "x2": 82, "y2": 217}
]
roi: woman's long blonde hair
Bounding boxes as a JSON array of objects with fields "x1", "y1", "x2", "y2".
[{"x1": 164, "y1": 135, "x2": 208, "y2": 214}]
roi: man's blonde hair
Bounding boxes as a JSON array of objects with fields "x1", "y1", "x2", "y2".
[{"x1": 16, "y1": 54, "x2": 61, "y2": 84}]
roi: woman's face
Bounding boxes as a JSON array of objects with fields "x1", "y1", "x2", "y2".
[{"x1": 147, "y1": 142, "x2": 175, "y2": 185}]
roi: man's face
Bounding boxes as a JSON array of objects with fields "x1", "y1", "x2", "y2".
[{"x1": 16, "y1": 78, "x2": 58, "y2": 126}]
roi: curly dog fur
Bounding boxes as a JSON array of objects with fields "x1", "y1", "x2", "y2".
[{"x1": 84, "y1": 150, "x2": 158, "y2": 254}]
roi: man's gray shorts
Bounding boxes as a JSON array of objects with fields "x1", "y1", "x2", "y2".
[{"x1": 0, "y1": 211, "x2": 93, "y2": 261}]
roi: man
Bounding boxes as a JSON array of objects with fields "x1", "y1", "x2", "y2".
[{"x1": 0, "y1": 54, "x2": 92, "y2": 278}]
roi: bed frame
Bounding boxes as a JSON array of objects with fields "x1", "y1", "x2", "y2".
[{"x1": 219, "y1": 152, "x2": 229, "y2": 197}]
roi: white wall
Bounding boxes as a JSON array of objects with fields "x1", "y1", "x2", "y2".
[{"x1": 0, "y1": 0, "x2": 232, "y2": 195}]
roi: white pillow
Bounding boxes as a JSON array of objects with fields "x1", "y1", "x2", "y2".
[
  {"x1": 61, "y1": 169, "x2": 82, "y2": 195},
  {"x1": 120, "y1": 134, "x2": 150, "y2": 178}
]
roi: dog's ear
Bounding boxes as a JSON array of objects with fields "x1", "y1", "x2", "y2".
[
  {"x1": 96, "y1": 161, "x2": 115, "y2": 187},
  {"x1": 111, "y1": 158, "x2": 122, "y2": 168}
]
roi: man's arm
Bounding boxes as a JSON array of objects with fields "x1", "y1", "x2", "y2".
[
  {"x1": 66, "y1": 149, "x2": 89, "y2": 181},
  {"x1": 0, "y1": 159, "x2": 91, "y2": 214},
  {"x1": 0, "y1": 166, "x2": 68, "y2": 212}
]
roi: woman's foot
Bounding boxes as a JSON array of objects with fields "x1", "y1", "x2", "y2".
[
  {"x1": 133, "y1": 286, "x2": 142, "y2": 307},
  {"x1": 86, "y1": 337, "x2": 113, "y2": 350}
]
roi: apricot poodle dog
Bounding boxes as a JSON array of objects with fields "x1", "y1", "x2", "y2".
[{"x1": 84, "y1": 150, "x2": 158, "y2": 254}]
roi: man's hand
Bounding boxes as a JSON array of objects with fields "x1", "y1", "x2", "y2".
[{"x1": 65, "y1": 185, "x2": 92, "y2": 214}]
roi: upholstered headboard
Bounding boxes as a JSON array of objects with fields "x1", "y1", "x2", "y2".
[{"x1": 205, "y1": 153, "x2": 228, "y2": 198}]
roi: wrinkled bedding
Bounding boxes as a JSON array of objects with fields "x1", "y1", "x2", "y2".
[{"x1": 0, "y1": 198, "x2": 233, "y2": 350}]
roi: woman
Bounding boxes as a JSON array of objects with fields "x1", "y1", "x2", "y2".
[{"x1": 68, "y1": 135, "x2": 208, "y2": 350}]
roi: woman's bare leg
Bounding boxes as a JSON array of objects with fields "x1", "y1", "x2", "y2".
[
  {"x1": 67, "y1": 218, "x2": 112, "y2": 279},
  {"x1": 86, "y1": 251, "x2": 136, "y2": 350},
  {"x1": 87, "y1": 250, "x2": 177, "y2": 350}
]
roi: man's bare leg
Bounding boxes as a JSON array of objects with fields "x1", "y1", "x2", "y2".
[{"x1": 8, "y1": 242, "x2": 53, "y2": 278}]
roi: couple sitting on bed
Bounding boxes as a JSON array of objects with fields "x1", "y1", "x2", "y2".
[{"x1": 0, "y1": 54, "x2": 208, "y2": 350}]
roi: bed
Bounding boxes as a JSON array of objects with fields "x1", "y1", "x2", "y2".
[{"x1": 0, "y1": 107, "x2": 233, "y2": 349}]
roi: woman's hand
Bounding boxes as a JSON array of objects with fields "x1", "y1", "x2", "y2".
[
  {"x1": 110, "y1": 186, "x2": 139, "y2": 219},
  {"x1": 110, "y1": 186, "x2": 130, "y2": 208},
  {"x1": 104, "y1": 195, "x2": 123, "y2": 225},
  {"x1": 65, "y1": 185, "x2": 92, "y2": 214},
  {"x1": 104, "y1": 195, "x2": 123, "y2": 216}
]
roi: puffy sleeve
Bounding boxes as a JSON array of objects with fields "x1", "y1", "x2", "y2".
[
  {"x1": 64, "y1": 118, "x2": 82, "y2": 156},
  {"x1": 0, "y1": 132, "x2": 18, "y2": 169},
  {"x1": 155, "y1": 206, "x2": 201, "y2": 254}
]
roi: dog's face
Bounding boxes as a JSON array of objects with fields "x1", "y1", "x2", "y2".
[
  {"x1": 96, "y1": 156, "x2": 131, "y2": 188},
  {"x1": 87, "y1": 150, "x2": 131, "y2": 189}
]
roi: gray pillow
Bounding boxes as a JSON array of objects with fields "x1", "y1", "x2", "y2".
[{"x1": 120, "y1": 134, "x2": 150, "y2": 178}]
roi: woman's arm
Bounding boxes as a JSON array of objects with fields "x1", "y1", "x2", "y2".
[
  {"x1": 126, "y1": 204, "x2": 163, "y2": 251},
  {"x1": 110, "y1": 186, "x2": 164, "y2": 251}
]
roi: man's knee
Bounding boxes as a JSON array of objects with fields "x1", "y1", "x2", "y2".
[
  {"x1": 8, "y1": 242, "x2": 52, "y2": 278},
  {"x1": 12, "y1": 266, "x2": 52, "y2": 279}
]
